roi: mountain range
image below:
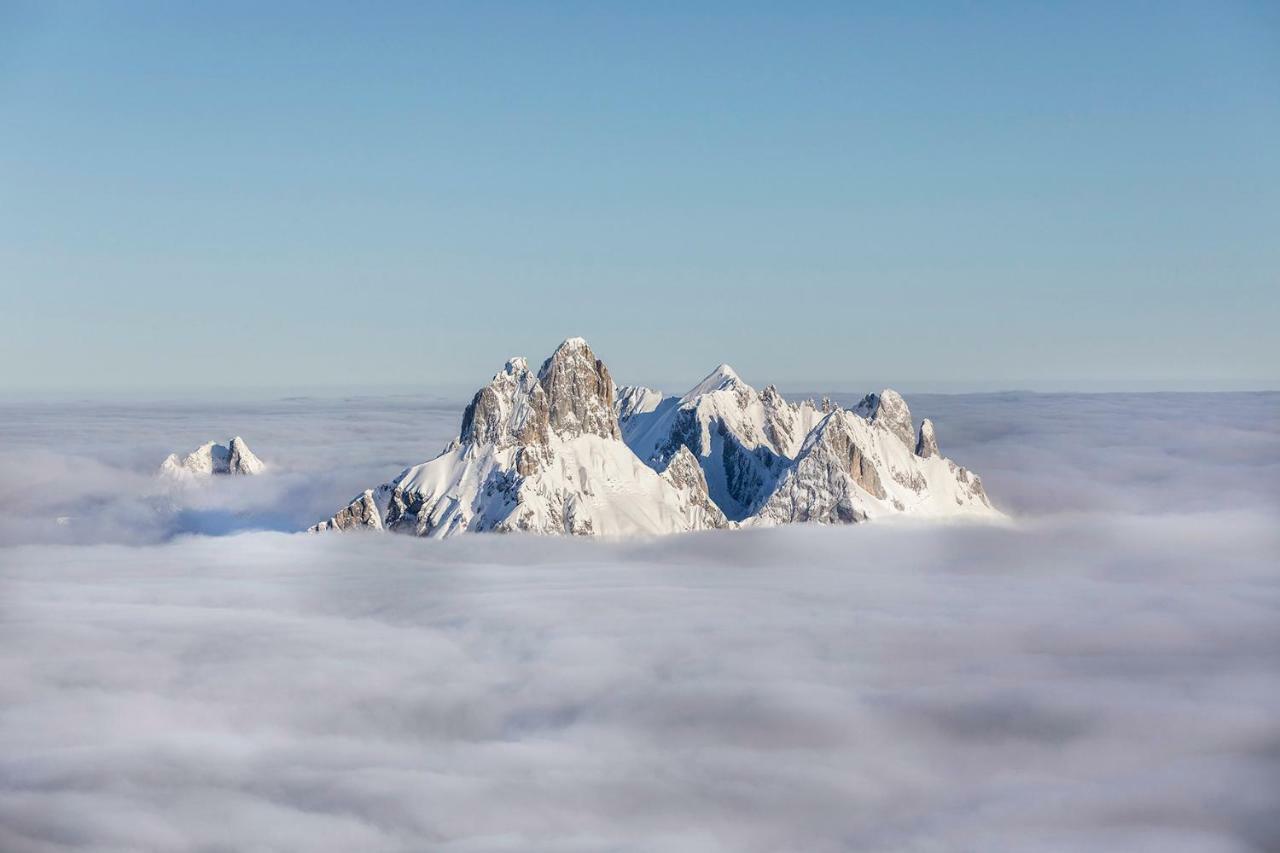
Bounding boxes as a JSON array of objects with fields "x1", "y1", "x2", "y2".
[{"x1": 310, "y1": 339, "x2": 998, "y2": 537}]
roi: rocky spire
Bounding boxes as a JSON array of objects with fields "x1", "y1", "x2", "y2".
[
  {"x1": 915, "y1": 418, "x2": 939, "y2": 458},
  {"x1": 537, "y1": 337, "x2": 620, "y2": 439}
]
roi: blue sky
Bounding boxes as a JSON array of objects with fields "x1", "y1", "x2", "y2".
[{"x1": 1, "y1": 1, "x2": 1277, "y2": 392}]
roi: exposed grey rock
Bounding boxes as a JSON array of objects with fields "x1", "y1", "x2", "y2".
[
  {"x1": 891, "y1": 466, "x2": 928, "y2": 493},
  {"x1": 537, "y1": 337, "x2": 620, "y2": 440}
]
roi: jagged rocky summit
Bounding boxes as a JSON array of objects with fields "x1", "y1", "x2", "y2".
[
  {"x1": 312, "y1": 338, "x2": 999, "y2": 537},
  {"x1": 160, "y1": 437, "x2": 265, "y2": 478}
]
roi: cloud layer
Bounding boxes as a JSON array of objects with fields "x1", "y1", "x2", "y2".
[
  {"x1": 0, "y1": 393, "x2": 461, "y2": 545},
  {"x1": 1, "y1": 391, "x2": 1278, "y2": 851}
]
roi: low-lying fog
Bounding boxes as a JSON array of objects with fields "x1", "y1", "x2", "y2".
[{"x1": 2, "y1": 391, "x2": 1277, "y2": 851}]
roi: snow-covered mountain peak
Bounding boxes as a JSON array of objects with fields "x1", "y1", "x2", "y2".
[
  {"x1": 160, "y1": 436, "x2": 265, "y2": 478},
  {"x1": 312, "y1": 339, "x2": 724, "y2": 538},
  {"x1": 458, "y1": 336, "x2": 621, "y2": 450},
  {"x1": 682, "y1": 363, "x2": 745, "y2": 402}
]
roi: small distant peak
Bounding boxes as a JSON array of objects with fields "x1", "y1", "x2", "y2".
[
  {"x1": 504, "y1": 356, "x2": 530, "y2": 374},
  {"x1": 682, "y1": 363, "x2": 745, "y2": 402},
  {"x1": 161, "y1": 436, "x2": 263, "y2": 477}
]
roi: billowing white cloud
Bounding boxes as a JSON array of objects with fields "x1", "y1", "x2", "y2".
[{"x1": 0, "y1": 391, "x2": 1277, "y2": 850}]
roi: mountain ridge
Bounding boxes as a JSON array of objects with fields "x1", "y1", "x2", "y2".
[{"x1": 311, "y1": 339, "x2": 1000, "y2": 537}]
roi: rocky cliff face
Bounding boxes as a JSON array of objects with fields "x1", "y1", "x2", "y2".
[
  {"x1": 538, "y1": 337, "x2": 620, "y2": 440},
  {"x1": 312, "y1": 337, "x2": 1001, "y2": 538},
  {"x1": 160, "y1": 436, "x2": 265, "y2": 478}
]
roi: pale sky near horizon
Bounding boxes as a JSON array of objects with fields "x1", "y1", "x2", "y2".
[{"x1": 1, "y1": 2, "x2": 1277, "y2": 393}]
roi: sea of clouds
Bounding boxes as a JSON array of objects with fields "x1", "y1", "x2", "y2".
[{"x1": 1, "y1": 390, "x2": 1278, "y2": 851}]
